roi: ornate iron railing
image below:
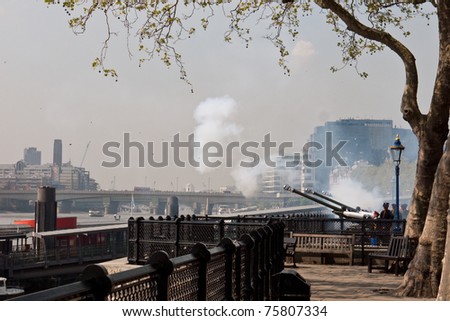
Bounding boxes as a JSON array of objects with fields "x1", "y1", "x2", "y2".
[{"x1": 9, "y1": 221, "x2": 285, "y2": 301}]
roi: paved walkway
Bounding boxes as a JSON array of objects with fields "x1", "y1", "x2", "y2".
[{"x1": 292, "y1": 264, "x2": 433, "y2": 301}]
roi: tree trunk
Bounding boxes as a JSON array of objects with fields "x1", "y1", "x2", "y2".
[
  {"x1": 404, "y1": 129, "x2": 447, "y2": 238},
  {"x1": 396, "y1": 1, "x2": 450, "y2": 298},
  {"x1": 437, "y1": 197, "x2": 450, "y2": 300},
  {"x1": 396, "y1": 141, "x2": 450, "y2": 298},
  {"x1": 404, "y1": 1, "x2": 450, "y2": 239}
]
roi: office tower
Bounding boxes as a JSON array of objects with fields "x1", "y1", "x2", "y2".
[
  {"x1": 53, "y1": 139, "x2": 62, "y2": 172},
  {"x1": 24, "y1": 147, "x2": 42, "y2": 165}
]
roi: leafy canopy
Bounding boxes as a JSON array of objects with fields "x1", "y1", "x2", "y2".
[{"x1": 44, "y1": 0, "x2": 435, "y2": 86}]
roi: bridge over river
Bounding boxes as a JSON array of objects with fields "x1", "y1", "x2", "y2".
[{"x1": 0, "y1": 189, "x2": 299, "y2": 215}]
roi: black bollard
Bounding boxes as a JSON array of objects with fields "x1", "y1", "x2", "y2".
[{"x1": 35, "y1": 186, "x2": 57, "y2": 233}]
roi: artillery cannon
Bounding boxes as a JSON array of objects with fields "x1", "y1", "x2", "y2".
[{"x1": 283, "y1": 185, "x2": 376, "y2": 219}]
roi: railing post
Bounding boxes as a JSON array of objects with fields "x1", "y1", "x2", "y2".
[
  {"x1": 218, "y1": 219, "x2": 225, "y2": 241},
  {"x1": 262, "y1": 225, "x2": 273, "y2": 300},
  {"x1": 137, "y1": 217, "x2": 146, "y2": 263},
  {"x1": 82, "y1": 264, "x2": 113, "y2": 301},
  {"x1": 272, "y1": 222, "x2": 285, "y2": 274},
  {"x1": 175, "y1": 218, "x2": 181, "y2": 257},
  {"x1": 239, "y1": 234, "x2": 255, "y2": 300},
  {"x1": 148, "y1": 250, "x2": 174, "y2": 301},
  {"x1": 361, "y1": 218, "x2": 367, "y2": 266},
  {"x1": 234, "y1": 240, "x2": 242, "y2": 301},
  {"x1": 127, "y1": 217, "x2": 137, "y2": 263},
  {"x1": 219, "y1": 238, "x2": 237, "y2": 300},
  {"x1": 191, "y1": 243, "x2": 211, "y2": 301},
  {"x1": 250, "y1": 230, "x2": 263, "y2": 300}
]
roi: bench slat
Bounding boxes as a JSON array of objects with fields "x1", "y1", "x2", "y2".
[{"x1": 292, "y1": 233, "x2": 354, "y2": 265}]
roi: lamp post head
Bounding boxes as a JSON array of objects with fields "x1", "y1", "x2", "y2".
[{"x1": 390, "y1": 134, "x2": 405, "y2": 165}]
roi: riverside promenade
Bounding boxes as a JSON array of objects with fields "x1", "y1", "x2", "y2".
[{"x1": 294, "y1": 264, "x2": 433, "y2": 301}]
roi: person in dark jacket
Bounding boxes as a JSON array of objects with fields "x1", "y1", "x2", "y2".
[{"x1": 380, "y1": 202, "x2": 394, "y2": 219}]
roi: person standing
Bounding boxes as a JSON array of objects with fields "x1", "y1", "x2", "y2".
[
  {"x1": 380, "y1": 202, "x2": 394, "y2": 219},
  {"x1": 379, "y1": 202, "x2": 393, "y2": 245}
]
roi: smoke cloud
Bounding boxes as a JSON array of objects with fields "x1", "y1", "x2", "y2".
[
  {"x1": 231, "y1": 164, "x2": 265, "y2": 198},
  {"x1": 193, "y1": 96, "x2": 242, "y2": 173},
  {"x1": 232, "y1": 156, "x2": 301, "y2": 198},
  {"x1": 192, "y1": 96, "x2": 300, "y2": 198},
  {"x1": 329, "y1": 178, "x2": 383, "y2": 211}
]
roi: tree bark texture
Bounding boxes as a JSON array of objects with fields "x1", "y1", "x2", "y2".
[
  {"x1": 405, "y1": 0, "x2": 450, "y2": 239},
  {"x1": 437, "y1": 197, "x2": 450, "y2": 300},
  {"x1": 396, "y1": 142, "x2": 450, "y2": 298},
  {"x1": 392, "y1": 1, "x2": 450, "y2": 298}
]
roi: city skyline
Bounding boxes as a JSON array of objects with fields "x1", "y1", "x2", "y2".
[
  {"x1": 2, "y1": 117, "x2": 417, "y2": 195},
  {"x1": 0, "y1": 1, "x2": 436, "y2": 191}
]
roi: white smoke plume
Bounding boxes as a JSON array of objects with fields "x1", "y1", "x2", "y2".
[
  {"x1": 231, "y1": 164, "x2": 266, "y2": 198},
  {"x1": 193, "y1": 96, "x2": 242, "y2": 173},
  {"x1": 192, "y1": 96, "x2": 300, "y2": 198},
  {"x1": 329, "y1": 179, "x2": 383, "y2": 212},
  {"x1": 232, "y1": 155, "x2": 301, "y2": 198}
]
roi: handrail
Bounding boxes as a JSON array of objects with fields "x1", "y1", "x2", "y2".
[{"x1": 9, "y1": 221, "x2": 285, "y2": 301}]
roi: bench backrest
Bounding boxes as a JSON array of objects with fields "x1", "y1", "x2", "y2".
[
  {"x1": 387, "y1": 236, "x2": 418, "y2": 258},
  {"x1": 293, "y1": 234, "x2": 355, "y2": 251}
]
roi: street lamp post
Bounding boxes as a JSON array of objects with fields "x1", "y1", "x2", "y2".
[{"x1": 390, "y1": 134, "x2": 405, "y2": 234}]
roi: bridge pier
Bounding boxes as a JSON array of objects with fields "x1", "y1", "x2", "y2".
[
  {"x1": 156, "y1": 198, "x2": 167, "y2": 216},
  {"x1": 206, "y1": 202, "x2": 214, "y2": 215},
  {"x1": 192, "y1": 202, "x2": 202, "y2": 215},
  {"x1": 103, "y1": 200, "x2": 119, "y2": 215},
  {"x1": 166, "y1": 196, "x2": 179, "y2": 217},
  {"x1": 59, "y1": 200, "x2": 73, "y2": 213}
]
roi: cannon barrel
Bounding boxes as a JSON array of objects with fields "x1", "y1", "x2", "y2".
[
  {"x1": 311, "y1": 191, "x2": 358, "y2": 212},
  {"x1": 283, "y1": 185, "x2": 375, "y2": 219},
  {"x1": 283, "y1": 185, "x2": 342, "y2": 212}
]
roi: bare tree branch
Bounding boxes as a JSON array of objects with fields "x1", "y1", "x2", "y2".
[{"x1": 315, "y1": 0, "x2": 425, "y2": 132}]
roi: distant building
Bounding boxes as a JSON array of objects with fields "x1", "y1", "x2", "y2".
[
  {"x1": 0, "y1": 162, "x2": 98, "y2": 191},
  {"x1": 0, "y1": 140, "x2": 99, "y2": 191},
  {"x1": 53, "y1": 139, "x2": 63, "y2": 172},
  {"x1": 261, "y1": 155, "x2": 301, "y2": 194},
  {"x1": 59, "y1": 162, "x2": 95, "y2": 190},
  {"x1": 23, "y1": 147, "x2": 41, "y2": 165},
  {"x1": 0, "y1": 161, "x2": 51, "y2": 190},
  {"x1": 308, "y1": 119, "x2": 418, "y2": 190},
  {"x1": 301, "y1": 164, "x2": 314, "y2": 190}
]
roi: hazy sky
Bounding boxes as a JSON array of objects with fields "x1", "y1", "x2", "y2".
[{"x1": 0, "y1": 1, "x2": 438, "y2": 192}]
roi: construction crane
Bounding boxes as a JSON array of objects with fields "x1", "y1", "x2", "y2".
[{"x1": 80, "y1": 141, "x2": 91, "y2": 168}]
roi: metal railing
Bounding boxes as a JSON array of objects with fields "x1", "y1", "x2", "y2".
[
  {"x1": 279, "y1": 216, "x2": 406, "y2": 240},
  {"x1": 127, "y1": 216, "x2": 274, "y2": 264},
  {"x1": 9, "y1": 221, "x2": 285, "y2": 301}
]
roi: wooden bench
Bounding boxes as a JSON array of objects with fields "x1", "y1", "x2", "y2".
[
  {"x1": 292, "y1": 233, "x2": 355, "y2": 265},
  {"x1": 368, "y1": 236, "x2": 418, "y2": 276},
  {"x1": 284, "y1": 237, "x2": 298, "y2": 267}
]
